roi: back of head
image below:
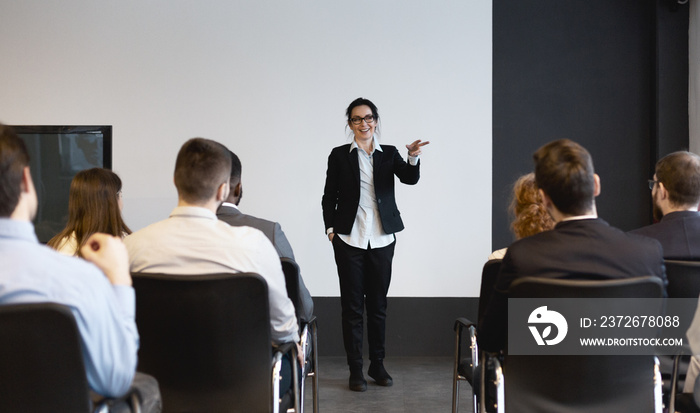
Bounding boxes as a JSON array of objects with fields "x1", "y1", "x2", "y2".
[
  {"x1": 228, "y1": 150, "x2": 242, "y2": 182},
  {"x1": 510, "y1": 173, "x2": 555, "y2": 239},
  {"x1": 533, "y1": 139, "x2": 596, "y2": 216},
  {"x1": 47, "y1": 168, "x2": 131, "y2": 255},
  {"x1": 174, "y1": 138, "x2": 232, "y2": 204},
  {"x1": 0, "y1": 124, "x2": 29, "y2": 217},
  {"x1": 655, "y1": 151, "x2": 700, "y2": 207}
]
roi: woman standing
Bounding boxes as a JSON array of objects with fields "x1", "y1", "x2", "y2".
[
  {"x1": 48, "y1": 168, "x2": 131, "y2": 257},
  {"x1": 322, "y1": 97, "x2": 429, "y2": 392}
]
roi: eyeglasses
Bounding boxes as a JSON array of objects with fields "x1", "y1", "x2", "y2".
[
  {"x1": 648, "y1": 180, "x2": 660, "y2": 190},
  {"x1": 350, "y1": 115, "x2": 375, "y2": 125}
]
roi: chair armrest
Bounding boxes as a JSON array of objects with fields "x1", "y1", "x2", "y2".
[
  {"x1": 271, "y1": 341, "x2": 301, "y2": 413},
  {"x1": 489, "y1": 355, "x2": 505, "y2": 413},
  {"x1": 668, "y1": 352, "x2": 683, "y2": 413},
  {"x1": 454, "y1": 317, "x2": 476, "y2": 331},
  {"x1": 93, "y1": 389, "x2": 142, "y2": 413}
]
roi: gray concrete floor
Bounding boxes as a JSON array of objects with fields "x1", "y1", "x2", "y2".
[{"x1": 302, "y1": 356, "x2": 474, "y2": 413}]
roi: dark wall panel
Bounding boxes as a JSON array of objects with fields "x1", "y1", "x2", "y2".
[
  {"x1": 313, "y1": 297, "x2": 477, "y2": 357},
  {"x1": 655, "y1": 1, "x2": 690, "y2": 161},
  {"x1": 493, "y1": 0, "x2": 688, "y2": 250}
]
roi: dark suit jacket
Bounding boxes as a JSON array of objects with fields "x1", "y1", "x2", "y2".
[
  {"x1": 478, "y1": 218, "x2": 666, "y2": 352},
  {"x1": 216, "y1": 205, "x2": 314, "y2": 322},
  {"x1": 321, "y1": 144, "x2": 420, "y2": 235},
  {"x1": 217, "y1": 205, "x2": 295, "y2": 260},
  {"x1": 629, "y1": 211, "x2": 700, "y2": 260}
]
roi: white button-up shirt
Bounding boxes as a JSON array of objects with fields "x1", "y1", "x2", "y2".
[{"x1": 335, "y1": 137, "x2": 418, "y2": 250}]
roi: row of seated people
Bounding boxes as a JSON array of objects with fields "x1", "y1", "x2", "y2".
[
  {"x1": 0, "y1": 123, "x2": 313, "y2": 412},
  {"x1": 477, "y1": 139, "x2": 700, "y2": 411}
]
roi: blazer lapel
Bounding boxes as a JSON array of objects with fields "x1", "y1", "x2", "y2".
[
  {"x1": 348, "y1": 147, "x2": 360, "y2": 184},
  {"x1": 373, "y1": 148, "x2": 384, "y2": 168}
]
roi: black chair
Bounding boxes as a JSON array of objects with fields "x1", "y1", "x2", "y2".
[
  {"x1": 0, "y1": 302, "x2": 140, "y2": 413},
  {"x1": 664, "y1": 260, "x2": 700, "y2": 412},
  {"x1": 665, "y1": 260, "x2": 700, "y2": 299},
  {"x1": 452, "y1": 259, "x2": 502, "y2": 413},
  {"x1": 132, "y1": 272, "x2": 299, "y2": 413},
  {"x1": 281, "y1": 257, "x2": 319, "y2": 413},
  {"x1": 499, "y1": 276, "x2": 665, "y2": 413}
]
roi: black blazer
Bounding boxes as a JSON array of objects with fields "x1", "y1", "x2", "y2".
[
  {"x1": 478, "y1": 218, "x2": 666, "y2": 352},
  {"x1": 322, "y1": 143, "x2": 419, "y2": 235},
  {"x1": 629, "y1": 211, "x2": 700, "y2": 260}
]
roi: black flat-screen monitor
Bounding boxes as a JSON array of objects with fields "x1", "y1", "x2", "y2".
[{"x1": 12, "y1": 125, "x2": 113, "y2": 243}]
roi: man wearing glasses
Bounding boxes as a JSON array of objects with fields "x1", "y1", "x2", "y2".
[{"x1": 630, "y1": 151, "x2": 700, "y2": 260}]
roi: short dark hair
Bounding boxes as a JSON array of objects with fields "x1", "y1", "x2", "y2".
[
  {"x1": 656, "y1": 151, "x2": 700, "y2": 207},
  {"x1": 174, "y1": 138, "x2": 232, "y2": 204},
  {"x1": 228, "y1": 150, "x2": 242, "y2": 181},
  {"x1": 0, "y1": 123, "x2": 30, "y2": 217},
  {"x1": 533, "y1": 139, "x2": 596, "y2": 215}
]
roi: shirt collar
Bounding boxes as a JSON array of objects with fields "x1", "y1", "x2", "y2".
[
  {"x1": 169, "y1": 206, "x2": 218, "y2": 220},
  {"x1": 220, "y1": 202, "x2": 239, "y2": 210},
  {"x1": 560, "y1": 214, "x2": 598, "y2": 222},
  {"x1": 661, "y1": 210, "x2": 700, "y2": 221},
  {"x1": 349, "y1": 135, "x2": 383, "y2": 155},
  {"x1": 0, "y1": 218, "x2": 39, "y2": 243}
]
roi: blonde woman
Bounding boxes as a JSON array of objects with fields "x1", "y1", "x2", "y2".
[{"x1": 489, "y1": 172, "x2": 554, "y2": 260}]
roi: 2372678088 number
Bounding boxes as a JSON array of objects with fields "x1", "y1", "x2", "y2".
[{"x1": 599, "y1": 315, "x2": 679, "y2": 328}]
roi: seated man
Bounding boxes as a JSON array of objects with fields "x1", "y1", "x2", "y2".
[
  {"x1": 478, "y1": 139, "x2": 666, "y2": 352},
  {"x1": 124, "y1": 138, "x2": 300, "y2": 391},
  {"x1": 216, "y1": 149, "x2": 313, "y2": 322},
  {"x1": 629, "y1": 150, "x2": 700, "y2": 259},
  {"x1": 0, "y1": 123, "x2": 160, "y2": 412},
  {"x1": 629, "y1": 151, "x2": 700, "y2": 395}
]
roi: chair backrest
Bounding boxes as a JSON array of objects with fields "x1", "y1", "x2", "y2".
[
  {"x1": 665, "y1": 260, "x2": 700, "y2": 298},
  {"x1": 132, "y1": 272, "x2": 273, "y2": 413},
  {"x1": 664, "y1": 260, "x2": 700, "y2": 336},
  {"x1": 281, "y1": 257, "x2": 303, "y2": 324},
  {"x1": 0, "y1": 302, "x2": 92, "y2": 413},
  {"x1": 477, "y1": 259, "x2": 502, "y2": 326},
  {"x1": 504, "y1": 276, "x2": 664, "y2": 413},
  {"x1": 510, "y1": 275, "x2": 665, "y2": 298}
]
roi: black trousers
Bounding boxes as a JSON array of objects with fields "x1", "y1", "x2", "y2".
[{"x1": 332, "y1": 236, "x2": 395, "y2": 366}]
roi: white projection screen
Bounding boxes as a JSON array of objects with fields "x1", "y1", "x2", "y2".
[{"x1": 0, "y1": 1, "x2": 492, "y2": 297}]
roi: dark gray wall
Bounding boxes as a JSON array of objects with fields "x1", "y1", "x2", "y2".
[
  {"x1": 313, "y1": 297, "x2": 477, "y2": 357},
  {"x1": 655, "y1": 0, "x2": 690, "y2": 160},
  {"x1": 492, "y1": 0, "x2": 689, "y2": 250}
]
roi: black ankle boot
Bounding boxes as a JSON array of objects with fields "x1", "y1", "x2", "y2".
[
  {"x1": 368, "y1": 359, "x2": 393, "y2": 387},
  {"x1": 349, "y1": 363, "x2": 367, "y2": 392}
]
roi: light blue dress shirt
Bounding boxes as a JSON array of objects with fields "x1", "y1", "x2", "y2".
[{"x1": 0, "y1": 218, "x2": 139, "y2": 397}]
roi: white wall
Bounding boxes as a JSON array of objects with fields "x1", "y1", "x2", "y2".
[{"x1": 0, "y1": 0, "x2": 492, "y2": 297}]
